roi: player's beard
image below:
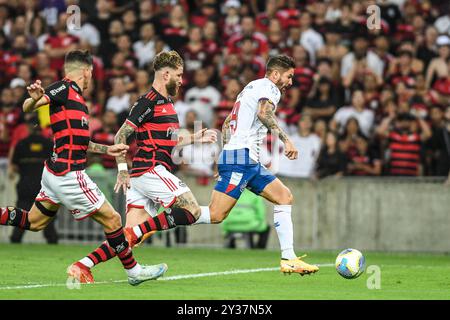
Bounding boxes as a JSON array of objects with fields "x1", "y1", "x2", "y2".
[
  {"x1": 276, "y1": 78, "x2": 288, "y2": 92},
  {"x1": 166, "y1": 78, "x2": 178, "y2": 96}
]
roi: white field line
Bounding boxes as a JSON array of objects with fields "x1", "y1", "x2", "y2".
[{"x1": 0, "y1": 263, "x2": 335, "y2": 291}]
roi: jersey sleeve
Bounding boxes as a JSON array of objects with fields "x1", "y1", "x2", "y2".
[
  {"x1": 125, "y1": 97, "x2": 155, "y2": 129},
  {"x1": 256, "y1": 81, "x2": 281, "y2": 107},
  {"x1": 44, "y1": 81, "x2": 69, "y2": 106}
]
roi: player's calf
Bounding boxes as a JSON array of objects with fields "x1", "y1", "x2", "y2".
[
  {"x1": 0, "y1": 203, "x2": 56, "y2": 231},
  {"x1": 0, "y1": 207, "x2": 31, "y2": 230},
  {"x1": 130, "y1": 192, "x2": 199, "y2": 239}
]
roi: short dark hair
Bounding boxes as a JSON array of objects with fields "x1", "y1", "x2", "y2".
[
  {"x1": 64, "y1": 50, "x2": 93, "y2": 68},
  {"x1": 153, "y1": 50, "x2": 184, "y2": 71},
  {"x1": 266, "y1": 55, "x2": 295, "y2": 75}
]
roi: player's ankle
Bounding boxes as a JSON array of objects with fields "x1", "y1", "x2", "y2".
[
  {"x1": 281, "y1": 249, "x2": 297, "y2": 260},
  {"x1": 126, "y1": 263, "x2": 142, "y2": 277}
]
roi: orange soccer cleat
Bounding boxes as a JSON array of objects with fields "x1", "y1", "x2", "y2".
[
  {"x1": 67, "y1": 262, "x2": 94, "y2": 284},
  {"x1": 280, "y1": 255, "x2": 319, "y2": 276},
  {"x1": 124, "y1": 227, "x2": 156, "y2": 248}
]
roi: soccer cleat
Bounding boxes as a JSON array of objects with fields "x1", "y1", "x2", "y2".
[
  {"x1": 124, "y1": 227, "x2": 139, "y2": 248},
  {"x1": 67, "y1": 262, "x2": 95, "y2": 284},
  {"x1": 124, "y1": 227, "x2": 156, "y2": 248},
  {"x1": 135, "y1": 231, "x2": 157, "y2": 247},
  {"x1": 280, "y1": 255, "x2": 319, "y2": 276},
  {"x1": 128, "y1": 263, "x2": 168, "y2": 286}
]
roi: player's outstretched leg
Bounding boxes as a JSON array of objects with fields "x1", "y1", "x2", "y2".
[
  {"x1": 126, "y1": 191, "x2": 200, "y2": 244},
  {"x1": 68, "y1": 201, "x2": 167, "y2": 286},
  {"x1": 1, "y1": 201, "x2": 58, "y2": 232},
  {"x1": 259, "y1": 178, "x2": 319, "y2": 276},
  {"x1": 71, "y1": 208, "x2": 155, "y2": 281}
]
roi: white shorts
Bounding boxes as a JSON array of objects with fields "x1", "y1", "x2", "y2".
[
  {"x1": 36, "y1": 167, "x2": 106, "y2": 220},
  {"x1": 127, "y1": 165, "x2": 191, "y2": 216}
]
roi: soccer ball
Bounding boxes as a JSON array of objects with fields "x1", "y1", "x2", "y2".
[{"x1": 335, "y1": 248, "x2": 365, "y2": 279}]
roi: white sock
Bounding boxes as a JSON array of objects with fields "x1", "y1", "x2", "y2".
[
  {"x1": 193, "y1": 206, "x2": 211, "y2": 225},
  {"x1": 79, "y1": 257, "x2": 94, "y2": 269},
  {"x1": 274, "y1": 205, "x2": 297, "y2": 260},
  {"x1": 133, "y1": 225, "x2": 143, "y2": 238},
  {"x1": 126, "y1": 263, "x2": 142, "y2": 277}
]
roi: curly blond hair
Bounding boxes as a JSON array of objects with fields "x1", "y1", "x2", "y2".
[{"x1": 153, "y1": 50, "x2": 184, "y2": 71}]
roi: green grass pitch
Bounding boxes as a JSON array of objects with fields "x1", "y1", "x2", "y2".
[{"x1": 0, "y1": 244, "x2": 449, "y2": 300}]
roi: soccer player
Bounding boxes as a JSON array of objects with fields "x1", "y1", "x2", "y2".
[
  {"x1": 130, "y1": 55, "x2": 319, "y2": 275},
  {"x1": 204, "y1": 55, "x2": 319, "y2": 275},
  {"x1": 70, "y1": 51, "x2": 217, "y2": 283},
  {"x1": 0, "y1": 50, "x2": 167, "y2": 286}
]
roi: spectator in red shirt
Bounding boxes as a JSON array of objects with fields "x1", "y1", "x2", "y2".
[
  {"x1": 291, "y1": 45, "x2": 315, "y2": 107},
  {"x1": 0, "y1": 88, "x2": 22, "y2": 165},
  {"x1": 44, "y1": 13, "x2": 79, "y2": 74},
  {"x1": 91, "y1": 111, "x2": 120, "y2": 170},
  {"x1": 377, "y1": 113, "x2": 431, "y2": 176},
  {"x1": 227, "y1": 15, "x2": 269, "y2": 59},
  {"x1": 161, "y1": 4, "x2": 189, "y2": 51},
  {"x1": 182, "y1": 25, "x2": 214, "y2": 87},
  {"x1": 267, "y1": 19, "x2": 289, "y2": 57},
  {"x1": 347, "y1": 135, "x2": 382, "y2": 176},
  {"x1": 213, "y1": 78, "x2": 242, "y2": 130}
]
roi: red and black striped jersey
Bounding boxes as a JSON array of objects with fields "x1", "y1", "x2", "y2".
[
  {"x1": 44, "y1": 79, "x2": 90, "y2": 176},
  {"x1": 387, "y1": 130, "x2": 421, "y2": 176},
  {"x1": 125, "y1": 87, "x2": 180, "y2": 177}
]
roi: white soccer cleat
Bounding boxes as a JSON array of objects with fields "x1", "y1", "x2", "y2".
[{"x1": 128, "y1": 263, "x2": 168, "y2": 286}]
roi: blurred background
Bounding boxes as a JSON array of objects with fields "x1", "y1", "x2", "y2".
[{"x1": 0, "y1": 0, "x2": 449, "y2": 252}]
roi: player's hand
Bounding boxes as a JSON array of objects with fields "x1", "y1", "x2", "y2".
[
  {"x1": 284, "y1": 140, "x2": 298, "y2": 160},
  {"x1": 107, "y1": 144, "x2": 129, "y2": 157},
  {"x1": 26, "y1": 80, "x2": 45, "y2": 101},
  {"x1": 213, "y1": 171, "x2": 219, "y2": 181},
  {"x1": 193, "y1": 128, "x2": 217, "y2": 144},
  {"x1": 114, "y1": 170, "x2": 130, "y2": 194}
]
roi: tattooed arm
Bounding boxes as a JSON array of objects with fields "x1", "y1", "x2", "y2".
[
  {"x1": 221, "y1": 113, "x2": 232, "y2": 146},
  {"x1": 88, "y1": 141, "x2": 129, "y2": 156},
  {"x1": 113, "y1": 121, "x2": 136, "y2": 194},
  {"x1": 257, "y1": 99, "x2": 298, "y2": 160}
]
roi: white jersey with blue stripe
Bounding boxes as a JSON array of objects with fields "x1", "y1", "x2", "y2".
[{"x1": 223, "y1": 78, "x2": 281, "y2": 162}]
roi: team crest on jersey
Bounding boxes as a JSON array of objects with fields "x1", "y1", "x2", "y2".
[
  {"x1": 157, "y1": 99, "x2": 165, "y2": 104},
  {"x1": 179, "y1": 181, "x2": 187, "y2": 188}
]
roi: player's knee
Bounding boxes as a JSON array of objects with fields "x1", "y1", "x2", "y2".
[
  {"x1": 209, "y1": 206, "x2": 229, "y2": 224},
  {"x1": 276, "y1": 188, "x2": 293, "y2": 205},
  {"x1": 29, "y1": 221, "x2": 47, "y2": 232},
  {"x1": 189, "y1": 205, "x2": 201, "y2": 221},
  {"x1": 108, "y1": 211, "x2": 123, "y2": 230}
]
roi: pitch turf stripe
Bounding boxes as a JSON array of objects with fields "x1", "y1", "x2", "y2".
[{"x1": 0, "y1": 264, "x2": 335, "y2": 290}]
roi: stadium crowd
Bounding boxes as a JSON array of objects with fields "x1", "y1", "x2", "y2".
[{"x1": 0, "y1": 0, "x2": 450, "y2": 185}]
